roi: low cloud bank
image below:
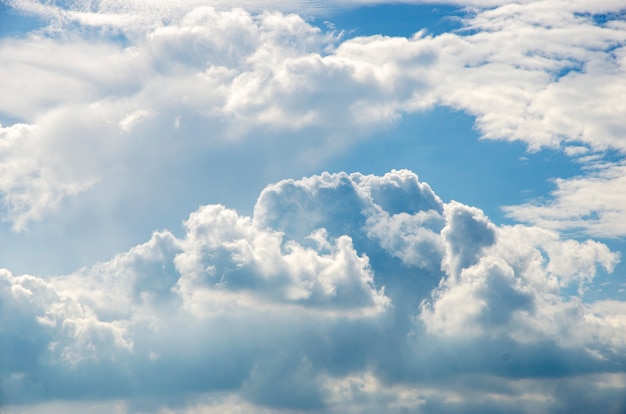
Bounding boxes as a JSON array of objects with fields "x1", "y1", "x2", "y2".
[{"x1": 1, "y1": 170, "x2": 623, "y2": 413}]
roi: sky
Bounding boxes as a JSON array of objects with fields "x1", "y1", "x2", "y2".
[{"x1": 0, "y1": 0, "x2": 626, "y2": 413}]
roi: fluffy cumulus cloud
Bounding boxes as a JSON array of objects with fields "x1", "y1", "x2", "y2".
[
  {"x1": 0, "y1": 123, "x2": 94, "y2": 231},
  {"x1": 1, "y1": 170, "x2": 625, "y2": 413},
  {"x1": 2, "y1": 0, "x2": 626, "y2": 412},
  {"x1": 421, "y1": 211, "x2": 620, "y2": 341}
]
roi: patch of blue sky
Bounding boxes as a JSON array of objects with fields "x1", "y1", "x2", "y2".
[
  {"x1": 553, "y1": 60, "x2": 585, "y2": 79},
  {"x1": 320, "y1": 106, "x2": 585, "y2": 227},
  {"x1": 1, "y1": 2, "x2": 131, "y2": 46},
  {"x1": 0, "y1": 112, "x2": 23, "y2": 128},
  {"x1": 575, "y1": 10, "x2": 626, "y2": 26},
  {"x1": 313, "y1": 2, "x2": 465, "y2": 38},
  {"x1": 0, "y1": 3, "x2": 47, "y2": 37},
  {"x1": 307, "y1": 3, "x2": 587, "y2": 225}
]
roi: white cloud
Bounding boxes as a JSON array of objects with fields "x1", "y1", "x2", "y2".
[
  {"x1": 174, "y1": 204, "x2": 389, "y2": 315},
  {"x1": 1, "y1": 2, "x2": 625, "y2": 235},
  {"x1": 0, "y1": 123, "x2": 95, "y2": 231},
  {"x1": 2, "y1": 0, "x2": 626, "y2": 411},
  {"x1": 420, "y1": 210, "x2": 621, "y2": 351},
  {"x1": 119, "y1": 109, "x2": 153, "y2": 132},
  {"x1": 0, "y1": 171, "x2": 624, "y2": 412},
  {"x1": 365, "y1": 209, "x2": 444, "y2": 270},
  {"x1": 504, "y1": 161, "x2": 626, "y2": 238},
  {"x1": 440, "y1": 201, "x2": 496, "y2": 278}
]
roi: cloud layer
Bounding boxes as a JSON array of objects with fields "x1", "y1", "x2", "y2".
[
  {"x1": 1, "y1": 1, "x2": 625, "y2": 237},
  {"x1": 1, "y1": 170, "x2": 624, "y2": 413},
  {"x1": 2, "y1": 1, "x2": 626, "y2": 412}
]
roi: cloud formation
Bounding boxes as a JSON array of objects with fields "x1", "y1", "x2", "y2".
[
  {"x1": 1, "y1": 170, "x2": 624, "y2": 413},
  {"x1": 2, "y1": 1, "x2": 626, "y2": 412},
  {"x1": 1, "y1": 1, "x2": 625, "y2": 235},
  {"x1": 505, "y1": 160, "x2": 626, "y2": 237}
]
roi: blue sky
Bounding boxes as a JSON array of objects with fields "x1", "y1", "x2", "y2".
[{"x1": 1, "y1": 1, "x2": 626, "y2": 413}]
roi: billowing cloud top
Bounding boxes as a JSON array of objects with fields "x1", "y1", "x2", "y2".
[
  {"x1": 1, "y1": 170, "x2": 624, "y2": 413},
  {"x1": 1, "y1": 0, "x2": 626, "y2": 413}
]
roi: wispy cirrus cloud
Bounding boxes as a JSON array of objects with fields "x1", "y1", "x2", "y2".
[{"x1": 505, "y1": 160, "x2": 626, "y2": 238}]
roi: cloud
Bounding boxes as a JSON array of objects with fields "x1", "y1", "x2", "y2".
[
  {"x1": 0, "y1": 170, "x2": 624, "y2": 413},
  {"x1": 2, "y1": 1, "x2": 626, "y2": 411},
  {"x1": 440, "y1": 201, "x2": 496, "y2": 278},
  {"x1": 119, "y1": 110, "x2": 153, "y2": 132},
  {"x1": 254, "y1": 169, "x2": 445, "y2": 270},
  {"x1": 0, "y1": 123, "x2": 95, "y2": 231},
  {"x1": 9, "y1": 0, "x2": 626, "y2": 151},
  {"x1": 175, "y1": 203, "x2": 389, "y2": 314},
  {"x1": 1, "y1": 1, "x2": 625, "y2": 236},
  {"x1": 420, "y1": 212, "x2": 620, "y2": 348},
  {"x1": 504, "y1": 161, "x2": 626, "y2": 238}
]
